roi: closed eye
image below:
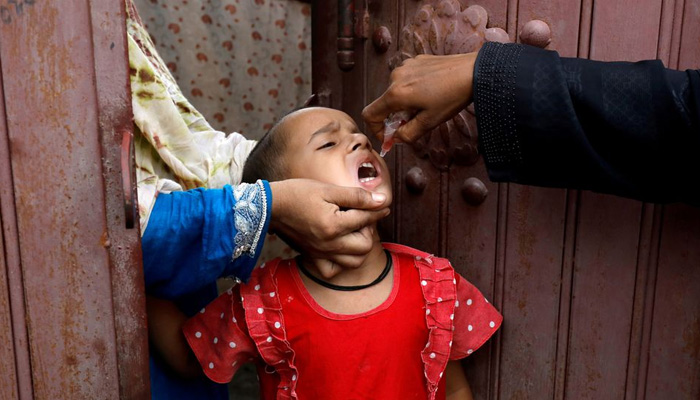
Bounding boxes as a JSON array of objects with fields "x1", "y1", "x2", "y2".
[{"x1": 317, "y1": 142, "x2": 335, "y2": 150}]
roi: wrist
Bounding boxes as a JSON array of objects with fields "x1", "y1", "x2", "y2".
[
  {"x1": 463, "y1": 52, "x2": 477, "y2": 104},
  {"x1": 268, "y1": 180, "x2": 289, "y2": 234}
]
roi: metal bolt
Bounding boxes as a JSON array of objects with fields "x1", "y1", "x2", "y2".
[
  {"x1": 405, "y1": 167, "x2": 427, "y2": 194},
  {"x1": 519, "y1": 20, "x2": 551, "y2": 48},
  {"x1": 461, "y1": 177, "x2": 488, "y2": 206},
  {"x1": 372, "y1": 26, "x2": 392, "y2": 53}
]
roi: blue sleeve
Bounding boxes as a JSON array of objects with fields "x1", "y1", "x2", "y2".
[{"x1": 141, "y1": 181, "x2": 272, "y2": 299}]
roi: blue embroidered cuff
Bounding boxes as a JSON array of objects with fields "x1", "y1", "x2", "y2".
[
  {"x1": 232, "y1": 180, "x2": 270, "y2": 259},
  {"x1": 227, "y1": 180, "x2": 272, "y2": 283}
]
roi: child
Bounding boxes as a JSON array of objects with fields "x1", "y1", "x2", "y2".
[{"x1": 152, "y1": 107, "x2": 502, "y2": 399}]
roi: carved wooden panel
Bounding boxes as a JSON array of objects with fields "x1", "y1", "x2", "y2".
[{"x1": 392, "y1": 1, "x2": 509, "y2": 171}]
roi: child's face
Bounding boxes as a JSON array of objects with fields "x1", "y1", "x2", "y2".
[{"x1": 282, "y1": 107, "x2": 393, "y2": 205}]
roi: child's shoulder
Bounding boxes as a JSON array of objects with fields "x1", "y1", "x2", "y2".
[
  {"x1": 382, "y1": 242, "x2": 434, "y2": 259},
  {"x1": 382, "y1": 242, "x2": 454, "y2": 270},
  {"x1": 247, "y1": 257, "x2": 293, "y2": 284}
]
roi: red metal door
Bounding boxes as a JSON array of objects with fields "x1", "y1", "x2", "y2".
[
  {"x1": 0, "y1": 0, "x2": 149, "y2": 398},
  {"x1": 312, "y1": 1, "x2": 700, "y2": 399}
]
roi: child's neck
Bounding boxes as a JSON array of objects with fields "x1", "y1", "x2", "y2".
[
  {"x1": 296, "y1": 235, "x2": 392, "y2": 315},
  {"x1": 298, "y1": 235, "x2": 386, "y2": 288}
]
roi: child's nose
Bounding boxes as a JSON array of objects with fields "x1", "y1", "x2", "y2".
[{"x1": 350, "y1": 133, "x2": 371, "y2": 152}]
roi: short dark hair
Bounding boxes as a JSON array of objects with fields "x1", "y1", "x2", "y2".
[{"x1": 241, "y1": 118, "x2": 291, "y2": 183}]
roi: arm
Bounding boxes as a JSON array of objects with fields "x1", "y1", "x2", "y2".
[
  {"x1": 142, "y1": 179, "x2": 390, "y2": 297},
  {"x1": 142, "y1": 183, "x2": 269, "y2": 298},
  {"x1": 363, "y1": 43, "x2": 700, "y2": 204},
  {"x1": 445, "y1": 361, "x2": 473, "y2": 400},
  {"x1": 474, "y1": 42, "x2": 700, "y2": 204},
  {"x1": 146, "y1": 296, "x2": 203, "y2": 379}
]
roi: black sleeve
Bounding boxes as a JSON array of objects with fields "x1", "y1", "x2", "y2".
[{"x1": 473, "y1": 42, "x2": 700, "y2": 204}]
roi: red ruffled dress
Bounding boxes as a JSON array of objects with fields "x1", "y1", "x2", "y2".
[{"x1": 183, "y1": 243, "x2": 502, "y2": 399}]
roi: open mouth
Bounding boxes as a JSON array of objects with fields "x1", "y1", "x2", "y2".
[{"x1": 357, "y1": 162, "x2": 378, "y2": 183}]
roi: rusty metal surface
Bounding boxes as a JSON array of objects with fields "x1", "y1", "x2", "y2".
[
  {"x1": 645, "y1": 204, "x2": 700, "y2": 399},
  {"x1": 0, "y1": 56, "x2": 21, "y2": 400},
  {"x1": 590, "y1": 0, "x2": 662, "y2": 61},
  {"x1": 566, "y1": 194, "x2": 643, "y2": 398},
  {"x1": 0, "y1": 0, "x2": 146, "y2": 398},
  {"x1": 0, "y1": 36, "x2": 32, "y2": 400},
  {"x1": 89, "y1": 0, "x2": 150, "y2": 398},
  {"x1": 0, "y1": 219, "x2": 19, "y2": 400},
  {"x1": 678, "y1": 0, "x2": 700, "y2": 71}
]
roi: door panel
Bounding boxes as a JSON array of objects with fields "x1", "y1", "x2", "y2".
[
  {"x1": 0, "y1": 54, "x2": 22, "y2": 400},
  {"x1": 678, "y1": 0, "x2": 700, "y2": 70},
  {"x1": 310, "y1": 1, "x2": 700, "y2": 399},
  {"x1": 0, "y1": 216, "x2": 19, "y2": 400},
  {"x1": 566, "y1": 194, "x2": 642, "y2": 398},
  {"x1": 0, "y1": 0, "x2": 148, "y2": 398},
  {"x1": 646, "y1": 204, "x2": 700, "y2": 399},
  {"x1": 590, "y1": 0, "x2": 663, "y2": 61},
  {"x1": 499, "y1": 186, "x2": 568, "y2": 400}
]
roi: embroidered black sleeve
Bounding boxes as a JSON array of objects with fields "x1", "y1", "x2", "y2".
[
  {"x1": 474, "y1": 41, "x2": 700, "y2": 204},
  {"x1": 473, "y1": 42, "x2": 523, "y2": 170}
]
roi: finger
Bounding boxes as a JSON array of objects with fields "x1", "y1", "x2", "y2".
[
  {"x1": 333, "y1": 208, "x2": 390, "y2": 236},
  {"x1": 326, "y1": 253, "x2": 366, "y2": 269},
  {"x1": 362, "y1": 95, "x2": 394, "y2": 136},
  {"x1": 326, "y1": 186, "x2": 389, "y2": 210},
  {"x1": 325, "y1": 224, "x2": 377, "y2": 255},
  {"x1": 309, "y1": 259, "x2": 344, "y2": 279},
  {"x1": 393, "y1": 111, "x2": 432, "y2": 144}
]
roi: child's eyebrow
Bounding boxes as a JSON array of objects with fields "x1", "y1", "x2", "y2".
[{"x1": 307, "y1": 121, "x2": 340, "y2": 144}]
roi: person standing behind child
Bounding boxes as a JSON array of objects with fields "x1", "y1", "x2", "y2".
[{"x1": 147, "y1": 107, "x2": 502, "y2": 399}]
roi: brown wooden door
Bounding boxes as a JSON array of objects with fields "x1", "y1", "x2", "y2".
[
  {"x1": 0, "y1": 1, "x2": 149, "y2": 398},
  {"x1": 312, "y1": 1, "x2": 700, "y2": 399}
]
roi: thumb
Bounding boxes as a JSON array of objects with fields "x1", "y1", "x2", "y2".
[
  {"x1": 311, "y1": 259, "x2": 343, "y2": 279},
  {"x1": 362, "y1": 96, "x2": 393, "y2": 137},
  {"x1": 327, "y1": 186, "x2": 388, "y2": 210}
]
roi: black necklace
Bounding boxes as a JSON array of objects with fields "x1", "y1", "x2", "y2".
[{"x1": 297, "y1": 250, "x2": 392, "y2": 292}]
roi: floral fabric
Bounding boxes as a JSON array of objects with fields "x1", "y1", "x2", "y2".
[{"x1": 132, "y1": 0, "x2": 312, "y2": 137}]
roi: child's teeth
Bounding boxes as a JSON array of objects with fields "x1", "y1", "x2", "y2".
[
  {"x1": 360, "y1": 177, "x2": 376, "y2": 183},
  {"x1": 362, "y1": 162, "x2": 373, "y2": 168}
]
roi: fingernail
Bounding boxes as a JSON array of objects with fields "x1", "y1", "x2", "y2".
[{"x1": 372, "y1": 192, "x2": 387, "y2": 203}]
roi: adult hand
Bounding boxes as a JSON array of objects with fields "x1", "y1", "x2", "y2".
[
  {"x1": 362, "y1": 52, "x2": 477, "y2": 144},
  {"x1": 269, "y1": 179, "x2": 390, "y2": 268}
]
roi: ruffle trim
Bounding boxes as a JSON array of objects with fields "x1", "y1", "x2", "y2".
[
  {"x1": 240, "y1": 259, "x2": 299, "y2": 399},
  {"x1": 382, "y1": 243, "x2": 456, "y2": 400}
]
